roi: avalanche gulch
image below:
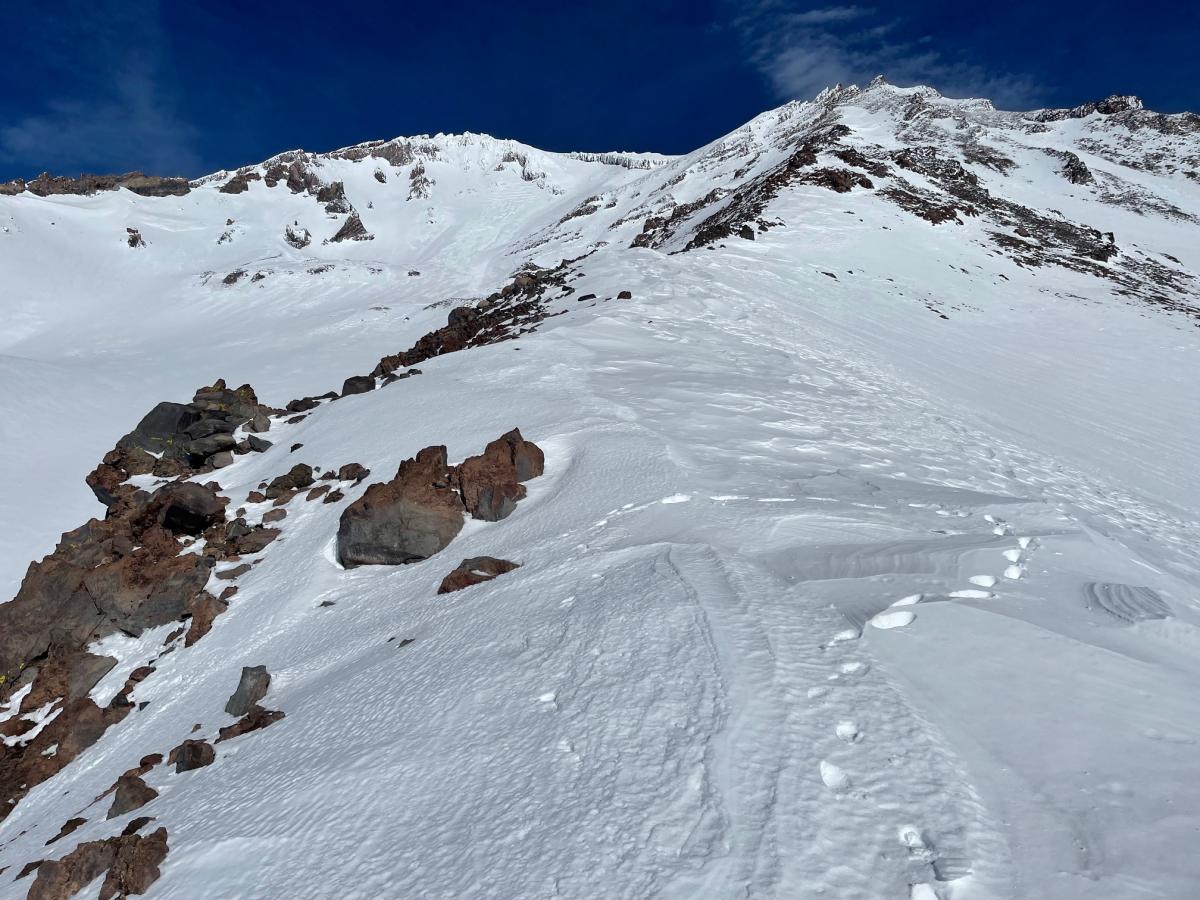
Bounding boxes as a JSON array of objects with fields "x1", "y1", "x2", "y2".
[{"x1": 1, "y1": 78, "x2": 1199, "y2": 900}]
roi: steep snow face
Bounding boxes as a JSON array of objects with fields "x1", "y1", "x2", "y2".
[{"x1": 1, "y1": 82, "x2": 1200, "y2": 900}]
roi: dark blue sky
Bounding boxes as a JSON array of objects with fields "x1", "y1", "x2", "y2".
[{"x1": 2, "y1": 1, "x2": 1196, "y2": 180}]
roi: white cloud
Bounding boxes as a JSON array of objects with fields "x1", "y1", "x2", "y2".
[
  {"x1": 732, "y1": 2, "x2": 1038, "y2": 108},
  {"x1": 0, "y1": 2, "x2": 199, "y2": 176}
]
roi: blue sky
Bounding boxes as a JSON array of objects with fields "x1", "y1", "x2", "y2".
[{"x1": 2, "y1": 0, "x2": 1196, "y2": 180}]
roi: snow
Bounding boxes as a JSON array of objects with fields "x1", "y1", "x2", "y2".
[{"x1": 1, "y1": 80, "x2": 1199, "y2": 898}]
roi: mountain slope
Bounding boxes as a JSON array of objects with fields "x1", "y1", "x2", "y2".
[{"x1": 1, "y1": 79, "x2": 1199, "y2": 899}]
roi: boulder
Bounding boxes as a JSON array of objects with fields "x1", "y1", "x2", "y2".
[
  {"x1": 106, "y1": 775, "x2": 158, "y2": 819},
  {"x1": 168, "y1": 739, "x2": 214, "y2": 773},
  {"x1": 438, "y1": 557, "x2": 521, "y2": 594},
  {"x1": 247, "y1": 434, "x2": 273, "y2": 452},
  {"x1": 336, "y1": 446, "x2": 464, "y2": 567},
  {"x1": 337, "y1": 463, "x2": 370, "y2": 483},
  {"x1": 455, "y1": 428, "x2": 545, "y2": 521},
  {"x1": 224, "y1": 665, "x2": 271, "y2": 717},
  {"x1": 265, "y1": 464, "x2": 314, "y2": 499},
  {"x1": 341, "y1": 375, "x2": 375, "y2": 396}
]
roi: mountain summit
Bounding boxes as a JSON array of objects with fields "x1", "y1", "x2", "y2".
[{"x1": 1, "y1": 81, "x2": 1198, "y2": 899}]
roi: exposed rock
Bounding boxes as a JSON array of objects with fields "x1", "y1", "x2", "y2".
[
  {"x1": 184, "y1": 593, "x2": 227, "y2": 646},
  {"x1": 455, "y1": 428, "x2": 545, "y2": 521},
  {"x1": 215, "y1": 563, "x2": 251, "y2": 581},
  {"x1": 0, "y1": 177, "x2": 26, "y2": 195},
  {"x1": 168, "y1": 739, "x2": 215, "y2": 773},
  {"x1": 262, "y1": 508, "x2": 287, "y2": 523},
  {"x1": 438, "y1": 557, "x2": 521, "y2": 594},
  {"x1": 341, "y1": 375, "x2": 375, "y2": 396},
  {"x1": 317, "y1": 181, "x2": 352, "y2": 214},
  {"x1": 336, "y1": 446, "x2": 464, "y2": 567},
  {"x1": 126, "y1": 228, "x2": 145, "y2": 248},
  {"x1": 225, "y1": 665, "x2": 271, "y2": 717},
  {"x1": 45, "y1": 817, "x2": 87, "y2": 846},
  {"x1": 27, "y1": 827, "x2": 169, "y2": 900},
  {"x1": 284, "y1": 224, "x2": 311, "y2": 248},
  {"x1": 337, "y1": 463, "x2": 370, "y2": 483},
  {"x1": 223, "y1": 269, "x2": 245, "y2": 286},
  {"x1": 323, "y1": 489, "x2": 345, "y2": 504},
  {"x1": 217, "y1": 704, "x2": 285, "y2": 742},
  {"x1": 244, "y1": 412, "x2": 271, "y2": 433},
  {"x1": 265, "y1": 464, "x2": 314, "y2": 499},
  {"x1": 247, "y1": 434, "x2": 273, "y2": 452},
  {"x1": 617, "y1": 290, "x2": 633, "y2": 299},
  {"x1": 106, "y1": 775, "x2": 158, "y2": 819},
  {"x1": 305, "y1": 485, "x2": 331, "y2": 502},
  {"x1": 328, "y1": 212, "x2": 374, "y2": 243},
  {"x1": 218, "y1": 171, "x2": 261, "y2": 194},
  {"x1": 799, "y1": 167, "x2": 874, "y2": 192},
  {"x1": 25, "y1": 171, "x2": 190, "y2": 197}
]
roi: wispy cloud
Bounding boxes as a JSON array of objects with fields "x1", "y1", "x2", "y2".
[
  {"x1": 732, "y1": 2, "x2": 1038, "y2": 108},
  {"x1": 0, "y1": 2, "x2": 199, "y2": 177}
]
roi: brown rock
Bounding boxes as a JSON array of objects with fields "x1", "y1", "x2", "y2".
[
  {"x1": 337, "y1": 463, "x2": 371, "y2": 483},
  {"x1": 216, "y1": 704, "x2": 285, "y2": 742},
  {"x1": 323, "y1": 489, "x2": 345, "y2": 504},
  {"x1": 265, "y1": 464, "x2": 314, "y2": 499},
  {"x1": 168, "y1": 739, "x2": 215, "y2": 773},
  {"x1": 106, "y1": 775, "x2": 158, "y2": 819},
  {"x1": 28, "y1": 827, "x2": 169, "y2": 900},
  {"x1": 262, "y1": 508, "x2": 287, "y2": 523},
  {"x1": 45, "y1": 817, "x2": 87, "y2": 846},
  {"x1": 336, "y1": 446, "x2": 464, "y2": 567},
  {"x1": 455, "y1": 428, "x2": 545, "y2": 521},
  {"x1": 438, "y1": 557, "x2": 521, "y2": 594},
  {"x1": 305, "y1": 485, "x2": 331, "y2": 502},
  {"x1": 184, "y1": 592, "x2": 227, "y2": 646}
]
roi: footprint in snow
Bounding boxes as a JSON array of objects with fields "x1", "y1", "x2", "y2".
[
  {"x1": 819, "y1": 760, "x2": 851, "y2": 792},
  {"x1": 835, "y1": 720, "x2": 862, "y2": 743},
  {"x1": 870, "y1": 610, "x2": 916, "y2": 630}
]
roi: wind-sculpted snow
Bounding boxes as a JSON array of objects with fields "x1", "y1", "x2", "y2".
[{"x1": 1, "y1": 79, "x2": 1200, "y2": 899}]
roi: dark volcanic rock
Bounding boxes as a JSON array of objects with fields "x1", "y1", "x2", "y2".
[
  {"x1": 341, "y1": 375, "x2": 375, "y2": 396},
  {"x1": 46, "y1": 817, "x2": 87, "y2": 846},
  {"x1": 217, "y1": 704, "x2": 285, "y2": 742},
  {"x1": 218, "y1": 171, "x2": 261, "y2": 194},
  {"x1": 317, "y1": 180, "x2": 352, "y2": 214},
  {"x1": 106, "y1": 775, "x2": 158, "y2": 819},
  {"x1": 28, "y1": 827, "x2": 169, "y2": 900},
  {"x1": 328, "y1": 212, "x2": 374, "y2": 242},
  {"x1": 265, "y1": 464, "x2": 314, "y2": 499},
  {"x1": 336, "y1": 446, "x2": 464, "y2": 567},
  {"x1": 455, "y1": 428, "x2": 545, "y2": 521},
  {"x1": 337, "y1": 463, "x2": 370, "y2": 483},
  {"x1": 225, "y1": 665, "x2": 271, "y2": 717},
  {"x1": 168, "y1": 739, "x2": 215, "y2": 773},
  {"x1": 284, "y1": 224, "x2": 312, "y2": 248},
  {"x1": 438, "y1": 557, "x2": 521, "y2": 594},
  {"x1": 25, "y1": 171, "x2": 189, "y2": 197}
]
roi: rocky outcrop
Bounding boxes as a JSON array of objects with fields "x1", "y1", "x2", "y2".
[
  {"x1": 27, "y1": 827, "x2": 168, "y2": 900},
  {"x1": 371, "y1": 266, "x2": 565, "y2": 379},
  {"x1": 455, "y1": 428, "x2": 545, "y2": 521},
  {"x1": 86, "y1": 379, "x2": 274, "y2": 510},
  {"x1": 224, "y1": 665, "x2": 271, "y2": 717},
  {"x1": 0, "y1": 177, "x2": 25, "y2": 195},
  {"x1": 438, "y1": 557, "x2": 520, "y2": 594},
  {"x1": 218, "y1": 171, "x2": 261, "y2": 194},
  {"x1": 317, "y1": 181, "x2": 352, "y2": 214},
  {"x1": 328, "y1": 212, "x2": 374, "y2": 243},
  {"x1": 284, "y1": 224, "x2": 311, "y2": 248},
  {"x1": 19, "y1": 172, "x2": 189, "y2": 197},
  {"x1": 337, "y1": 447, "x2": 464, "y2": 567},
  {"x1": 336, "y1": 431, "x2": 544, "y2": 567},
  {"x1": 126, "y1": 228, "x2": 145, "y2": 248}
]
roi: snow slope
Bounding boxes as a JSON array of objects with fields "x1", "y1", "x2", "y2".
[{"x1": 2, "y1": 80, "x2": 1199, "y2": 898}]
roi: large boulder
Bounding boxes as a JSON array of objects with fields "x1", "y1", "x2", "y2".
[
  {"x1": 336, "y1": 446, "x2": 464, "y2": 567},
  {"x1": 455, "y1": 428, "x2": 545, "y2": 521},
  {"x1": 225, "y1": 665, "x2": 271, "y2": 717}
]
